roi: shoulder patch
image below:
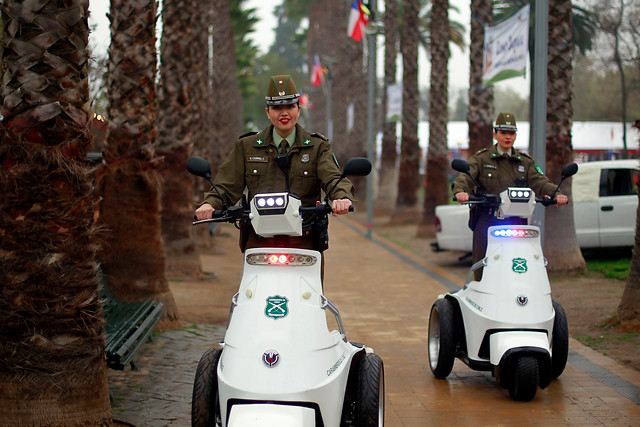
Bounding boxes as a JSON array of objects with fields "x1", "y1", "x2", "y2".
[
  {"x1": 310, "y1": 132, "x2": 328, "y2": 141},
  {"x1": 535, "y1": 164, "x2": 545, "y2": 175},
  {"x1": 238, "y1": 131, "x2": 259, "y2": 139}
]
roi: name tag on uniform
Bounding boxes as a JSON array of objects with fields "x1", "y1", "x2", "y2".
[
  {"x1": 248, "y1": 156, "x2": 267, "y2": 162},
  {"x1": 483, "y1": 164, "x2": 497, "y2": 170}
]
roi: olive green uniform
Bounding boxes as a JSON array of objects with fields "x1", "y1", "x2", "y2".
[
  {"x1": 204, "y1": 123, "x2": 354, "y2": 209},
  {"x1": 202, "y1": 123, "x2": 355, "y2": 253},
  {"x1": 451, "y1": 144, "x2": 561, "y2": 278}
]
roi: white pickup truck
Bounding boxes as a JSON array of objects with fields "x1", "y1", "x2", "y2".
[{"x1": 432, "y1": 159, "x2": 638, "y2": 253}]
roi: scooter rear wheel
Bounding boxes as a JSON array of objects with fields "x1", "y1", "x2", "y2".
[
  {"x1": 192, "y1": 347, "x2": 222, "y2": 427},
  {"x1": 355, "y1": 352, "x2": 385, "y2": 426},
  {"x1": 508, "y1": 355, "x2": 538, "y2": 401},
  {"x1": 428, "y1": 298, "x2": 456, "y2": 379},
  {"x1": 551, "y1": 300, "x2": 569, "y2": 380}
]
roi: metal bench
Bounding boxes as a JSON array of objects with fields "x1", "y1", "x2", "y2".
[{"x1": 100, "y1": 285, "x2": 164, "y2": 370}]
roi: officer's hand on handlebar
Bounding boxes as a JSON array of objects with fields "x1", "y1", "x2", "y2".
[
  {"x1": 454, "y1": 192, "x2": 470, "y2": 203},
  {"x1": 555, "y1": 194, "x2": 568, "y2": 206},
  {"x1": 331, "y1": 198, "x2": 352, "y2": 216},
  {"x1": 195, "y1": 203, "x2": 214, "y2": 220}
]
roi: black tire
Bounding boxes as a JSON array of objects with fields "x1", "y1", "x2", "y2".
[
  {"x1": 428, "y1": 298, "x2": 456, "y2": 379},
  {"x1": 192, "y1": 347, "x2": 222, "y2": 427},
  {"x1": 508, "y1": 355, "x2": 539, "y2": 401},
  {"x1": 551, "y1": 300, "x2": 569, "y2": 380},
  {"x1": 354, "y1": 352, "x2": 385, "y2": 427}
]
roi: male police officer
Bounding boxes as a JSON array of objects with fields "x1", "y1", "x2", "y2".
[
  {"x1": 195, "y1": 74, "x2": 355, "y2": 251},
  {"x1": 452, "y1": 112, "x2": 568, "y2": 279}
]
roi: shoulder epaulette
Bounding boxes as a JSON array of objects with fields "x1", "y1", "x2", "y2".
[
  {"x1": 238, "y1": 131, "x2": 259, "y2": 139},
  {"x1": 519, "y1": 151, "x2": 533, "y2": 159},
  {"x1": 310, "y1": 132, "x2": 328, "y2": 141},
  {"x1": 475, "y1": 148, "x2": 489, "y2": 155}
]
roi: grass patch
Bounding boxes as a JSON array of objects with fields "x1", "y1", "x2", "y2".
[{"x1": 586, "y1": 257, "x2": 631, "y2": 281}]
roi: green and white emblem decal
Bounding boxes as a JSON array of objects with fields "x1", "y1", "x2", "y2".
[
  {"x1": 535, "y1": 164, "x2": 544, "y2": 175},
  {"x1": 265, "y1": 295, "x2": 288, "y2": 319},
  {"x1": 303, "y1": 139, "x2": 311, "y2": 145},
  {"x1": 512, "y1": 257, "x2": 528, "y2": 274},
  {"x1": 256, "y1": 138, "x2": 264, "y2": 145}
]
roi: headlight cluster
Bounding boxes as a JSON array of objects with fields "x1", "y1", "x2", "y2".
[
  {"x1": 509, "y1": 189, "x2": 531, "y2": 200},
  {"x1": 256, "y1": 196, "x2": 286, "y2": 208},
  {"x1": 492, "y1": 229, "x2": 539, "y2": 238}
]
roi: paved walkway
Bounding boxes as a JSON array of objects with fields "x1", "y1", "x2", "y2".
[{"x1": 108, "y1": 217, "x2": 640, "y2": 426}]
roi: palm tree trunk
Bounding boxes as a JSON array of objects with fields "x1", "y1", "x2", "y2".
[
  {"x1": 419, "y1": 0, "x2": 451, "y2": 237},
  {"x1": 0, "y1": 0, "x2": 110, "y2": 423},
  {"x1": 543, "y1": 0, "x2": 585, "y2": 272},
  {"x1": 393, "y1": 0, "x2": 420, "y2": 222},
  {"x1": 99, "y1": 0, "x2": 178, "y2": 319},
  {"x1": 618, "y1": 124, "x2": 640, "y2": 324},
  {"x1": 375, "y1": 0, "x2": 400, "y2": 215},
  {"x1": 467, "y1": 0, "x2": 494, "y2": 155},
  {"x1": 157, "y1": 0, "x2": 206, "y2": 280}
]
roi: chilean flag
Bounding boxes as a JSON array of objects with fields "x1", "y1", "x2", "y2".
[
  {"x1": 311, "y1": 56, "x2": 324, "y2": 86},
  {"x1": 347, "y1": 0, "x2": 370, "y2": 42}
]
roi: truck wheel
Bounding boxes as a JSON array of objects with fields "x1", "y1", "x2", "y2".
[
  {"x1": 551, "y1": 300, "x2": 569, "y2": 380},
  {"x1": 508, "y1": 355, "x2": 539, "y2": 401},
  {"x1": 428, "y1": 298, "x2": 456, "y2": 379},
  {"x1": 355, "y1": 352, "x2": 385, "y2": 427},
  {"x1": 192, "y1": 347, "x2": 222, "y2": 427}
]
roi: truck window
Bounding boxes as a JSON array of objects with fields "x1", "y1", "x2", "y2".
[{"x1": 599, "y1": 169, "x2": 637, "y2": 197}]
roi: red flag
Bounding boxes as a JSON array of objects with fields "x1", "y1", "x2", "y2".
[
  {"x1": 347, "y1": 0, "x2": 370, "y2": 42},
  {"x1": 311, "y1": 56, "x2": 324, "y2": 87}
]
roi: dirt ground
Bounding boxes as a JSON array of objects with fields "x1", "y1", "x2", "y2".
[{"x1": 167, "y1": 213, "x2": 640, "y2": 373}]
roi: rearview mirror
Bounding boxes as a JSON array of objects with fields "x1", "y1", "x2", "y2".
[
  {"x1": 561, "y1": 163, "x2": 578, "y2": 179},
  {"x1": 186, "y1": 157, "x2": 212, "y2": 179},
  {"x1": 451, "y1": 158, "x2": 470, "y2": 174},
  {"x1": 342, "y1": 157, "x2": 372, "y2": 177}
]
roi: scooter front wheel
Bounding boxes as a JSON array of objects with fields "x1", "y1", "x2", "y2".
[
  {"x1": 428, "y1": 298, "x2": 456, "y2": 379},
  {"x1": 508, "y1": 355, "x2": 538, "y2": 401},
  {"x1": 355, "y1": 352, "x2": 385, "y2": 426},
  {"x1": 192, "y1": 347, "x2": 222, "y2": 427}
]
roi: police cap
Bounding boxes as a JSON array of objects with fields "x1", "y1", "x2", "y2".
[
  {"x1": 494, "y1": 112, "x2": 517, "y2": 132},
  {"x1": 265, "y1": 75, "x2": 300, "y2": 106}
]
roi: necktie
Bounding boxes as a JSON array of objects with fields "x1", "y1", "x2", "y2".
[{"x1": 280, "y1": 140, "x2": 288, "y2": 155}]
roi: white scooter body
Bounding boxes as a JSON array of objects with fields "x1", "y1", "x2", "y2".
[
  {"x1": 448, "y1": 222, "x2": 554, "y2": 368},
  {"x1": 429, "y1": 169, "x2": 574, "y2": 400},
  {"x1": 219, "y1": 246, "x2": 364, "y2": 426}
]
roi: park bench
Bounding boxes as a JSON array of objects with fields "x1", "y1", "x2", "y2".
[{"x1": 100, "y1": 284, "x2": 164, "y2": 370}]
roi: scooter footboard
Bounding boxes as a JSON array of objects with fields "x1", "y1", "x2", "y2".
[
  {"x1": 228, "y1": 403, "x2": 316, "y2": 427},
  {"x1": 489, "y1": 331, "x2": 550, "y2": 366}
]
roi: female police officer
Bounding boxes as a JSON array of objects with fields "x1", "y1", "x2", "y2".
[
  {"x1": 195, "y1": 74, "x2": 355, "y2": 251},
  {"x1": 452, "y1": 112, "x2": 568, "y2": 279}
]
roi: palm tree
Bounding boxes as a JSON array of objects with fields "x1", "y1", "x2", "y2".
[
  {"x1": 376, "y1": 0, "x2": 400, "y2": 215},
  {"x1": 98, "y1": 0, "x2": 179, "y2": 319},
  {"x1": 0, "y1": 1, "x2": 111, "y2": 423},
  {"x1": 618, "y1": 122, "x2": 640, "y2": 324},
  {"x1": 157, "y1": 0, "x2": 207, "y2": 280},
  {"x1": 209, "y1": 0, "x2": 244, "y2": 173},
  {"x1": 393, "y1": 0, "x2": 421, "y2": 222},
  {"x1": 543, "y1": 0, "x2": 585, "y2": 272},
  {"x1": 467, "y1": 0, "x2": 494, "y2": 155},
  {"x1": 419, "y1": 0, "x2": 452, "y2": 236}
]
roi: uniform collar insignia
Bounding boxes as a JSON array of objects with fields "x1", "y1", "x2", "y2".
[
  {"x1": 256, "y1": 138, "x2": 264, "y2": 145},
  {"x1": 303, "y1": 139, "x2": 310, "y2": 145}
]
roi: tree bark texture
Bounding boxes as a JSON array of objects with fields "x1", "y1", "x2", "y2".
[
  {"x1": 420, "y1": 0, "x2": 451, "y2": 236},
  {"x1": 393, "y1": 0, "x2": 420, "y2": 221},
  {"x1": 467, "y1": 0, "x2": 494, "y2": 155},
  {"x1": 544, "y1": 0, "x2": 585, "y2": 272},
  {"x1": 0, "y1": 0, "x2": 111, "y2": 423},
  {"x1": 99, "y1": 0, "x2": 178, "y2": 319},
  {"x1": 157, "y1": 0, "x2": 206, "y2": 280}
]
